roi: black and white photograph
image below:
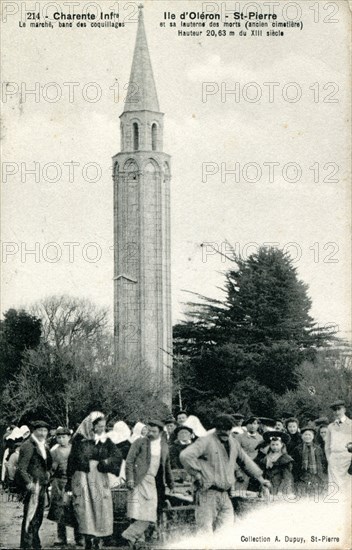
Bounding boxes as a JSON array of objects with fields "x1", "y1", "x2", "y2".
[{"x1": 1, "y1": 1, "x2": 351, "y2": 548}]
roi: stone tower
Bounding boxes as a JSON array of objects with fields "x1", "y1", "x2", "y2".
[{"x1": 113, "y1": 5, "x2": 172, "y2": 405}]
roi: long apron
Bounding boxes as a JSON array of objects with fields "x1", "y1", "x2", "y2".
[
  {"x1": 72, "y1": 460, "x2": 113, "y2": 537},
  {"x1": 108, "y1": 459, "x2": 126, "y2": 489},
  {"x1": 127, "y1": 451, "x2": 161, "y2": 523}
]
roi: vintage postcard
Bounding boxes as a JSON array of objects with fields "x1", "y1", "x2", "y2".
[{"x1": 1, "y1": 1, "x2": 351, "y2": 549}]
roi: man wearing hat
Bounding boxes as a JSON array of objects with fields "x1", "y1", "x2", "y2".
[
  {"x1": 180, "y1": 414, "x2": 270, "y2": 533},
  {"x1": 169, "y1": 425, "x2": 194, "y2": 469},
  {"x1": 122, "y1": 419, "x2": 174, "y2": 548},
  {"x1": 325, "y1": 400, "x2": 352, "y2": 494},
  {"x1": 163, "y1": 415, "x2": 177, "y2": 443},
  {"x1": 16, "y1": 420, "x2": 52, "y2": 549}
]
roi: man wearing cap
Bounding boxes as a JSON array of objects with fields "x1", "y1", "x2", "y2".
[
  {"x1": 325, "y1": 400, "x2": 352, "y2": 494},
  {"x1": 180, "y1": 414, "x2": 271, "y2": 533},
  {"x1": 122, "y1": 419, "x2": 174, "y2": 548},
  {"x1": 163, "y1": 416, "x2": 177, "y2": 443},
  {"x1": 16, "y1": 420, "x2": 52, "y2": 549}
]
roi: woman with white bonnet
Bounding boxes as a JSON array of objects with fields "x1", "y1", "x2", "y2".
[
  {"x1": 3, "y1": 426, "x2": 30, "y2": 491},
  {"x1": 129, "y1": 422, "x2": 148, "y2": 443},
  {"x1": 107, "y1": 420, "x2": 131, "y2": 488},
  {"x1": 183, "y1": 415, "x2": 207, "y2": 438},
  {"x1": 66, "y1": 412, "x2": 122, "y2": 550}
]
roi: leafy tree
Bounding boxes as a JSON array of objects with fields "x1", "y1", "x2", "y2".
[
  {"x1": 30, "y1": 295, "x2": 109, "y2": 357},
  {"x1": 0, "y1": 308, "x2": 41, "y2": 386},
  {"x1": 87, "y1": 362, "x2": 170, "y2": 425},
  {"x1": 3, "y1": 295, "x2": 170, "y2": 428},
  {"x1": 2, "y1": 296, "x2": 111, "y2": 427},
  {"x1": 276, "y1": 352, "x2": 352, "y2": 424},
  {"x1": 227, "y1": 378, "x2": 279, "y2": 418}
]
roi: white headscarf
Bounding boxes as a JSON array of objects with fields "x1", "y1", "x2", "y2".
[
  {"x1": 6, "y1": 427, "x2": 22, "y2": 441},
  {"x1": 107, "y1": 421, "x2": 132, "y2": 488},
  {"x1": 18, "y1": 425, "x2": 30, "y2": 439},
  {"x1": 129, "y1": 422, "x2": 147, "y2": 443},
  {"x1": 74, "y1": 411, "x2": 105, "y2": 441},
  {"x1": 6, "y1": 425, "x2": 30, "y2": 442},
  {"x1": 183, "y1": 415, "x2": 207, "y2": 438},
  {"x1": 107, "y1": 421, "x2": 131, "y2": 445}
]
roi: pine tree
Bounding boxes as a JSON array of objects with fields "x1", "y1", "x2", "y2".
[{"x1": 173, "y1": 246, "x2": 335, "y2": 406}]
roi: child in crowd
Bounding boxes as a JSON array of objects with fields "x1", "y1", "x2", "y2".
[
  {"x1": 254, "y1": 431, "x2": 294, "y2": 497},
  {"x1": 48, "y1": 427, "x2": 83, "y2": 547}
]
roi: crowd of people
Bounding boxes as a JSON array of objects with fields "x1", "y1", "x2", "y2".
[{"x1": 1, "y1": 400, "x2": 351, "y2": 549}]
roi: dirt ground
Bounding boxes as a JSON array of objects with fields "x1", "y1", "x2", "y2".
[
  {"x1": 0, "y1": 491, "x2": 57, "y2": 548},
  {"x1": 0, "y1": 491, "x2": 130, "y2": 549}
]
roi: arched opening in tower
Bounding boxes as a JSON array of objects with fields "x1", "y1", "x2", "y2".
[
  {"x1": 151, "y1": 123, "x2": 157, "y2": 151},
  {"x1": 133, "y1": 122, "x2": 139, "y2": 151}
]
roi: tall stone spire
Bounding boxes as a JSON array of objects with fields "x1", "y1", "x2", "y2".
[
  {"x1": 123, "y1": 5, "x2": 160, "y2": 113},
  {"x1": 113, "y1": 6, "x2": 172, "y2": 405}
]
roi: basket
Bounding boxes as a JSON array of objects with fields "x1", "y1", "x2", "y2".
[{"x1": 112, "y1": 487, "x2": 128, "y2": 519}]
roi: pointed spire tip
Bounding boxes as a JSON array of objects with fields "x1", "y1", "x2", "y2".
[{"x1": 123, "y1": 1, "x2": 160, "y2": 113}]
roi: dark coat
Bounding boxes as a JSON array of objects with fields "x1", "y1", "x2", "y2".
[
  {"x1": 169, "y1": 441, "x2": 193, "y2": 469},
  {"x1": 66, "y1": 434, "x2": 122, "y2": 489},
  {"x1": 125, "y1": 437, "x2": 174, "y2": 490},
  {"x1": 16, "y1": 437, "x2": 52, "y2": 492},
  {"x1": 291, "y1": 443, "x2": 327, "y2": 483},
  {"x1": 116, "y1": 440, "x2": 131, "y2": 461},
  {"x1": 257, "y1": 453, "x2": 294, "y2": 495},
  {"x1": 286, "y1": 433, "x2": 302, "y2": 456}
]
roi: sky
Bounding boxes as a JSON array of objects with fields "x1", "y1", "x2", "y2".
[{"x1": 1, "y1": 0, "x2": 351, "y2": 339}]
